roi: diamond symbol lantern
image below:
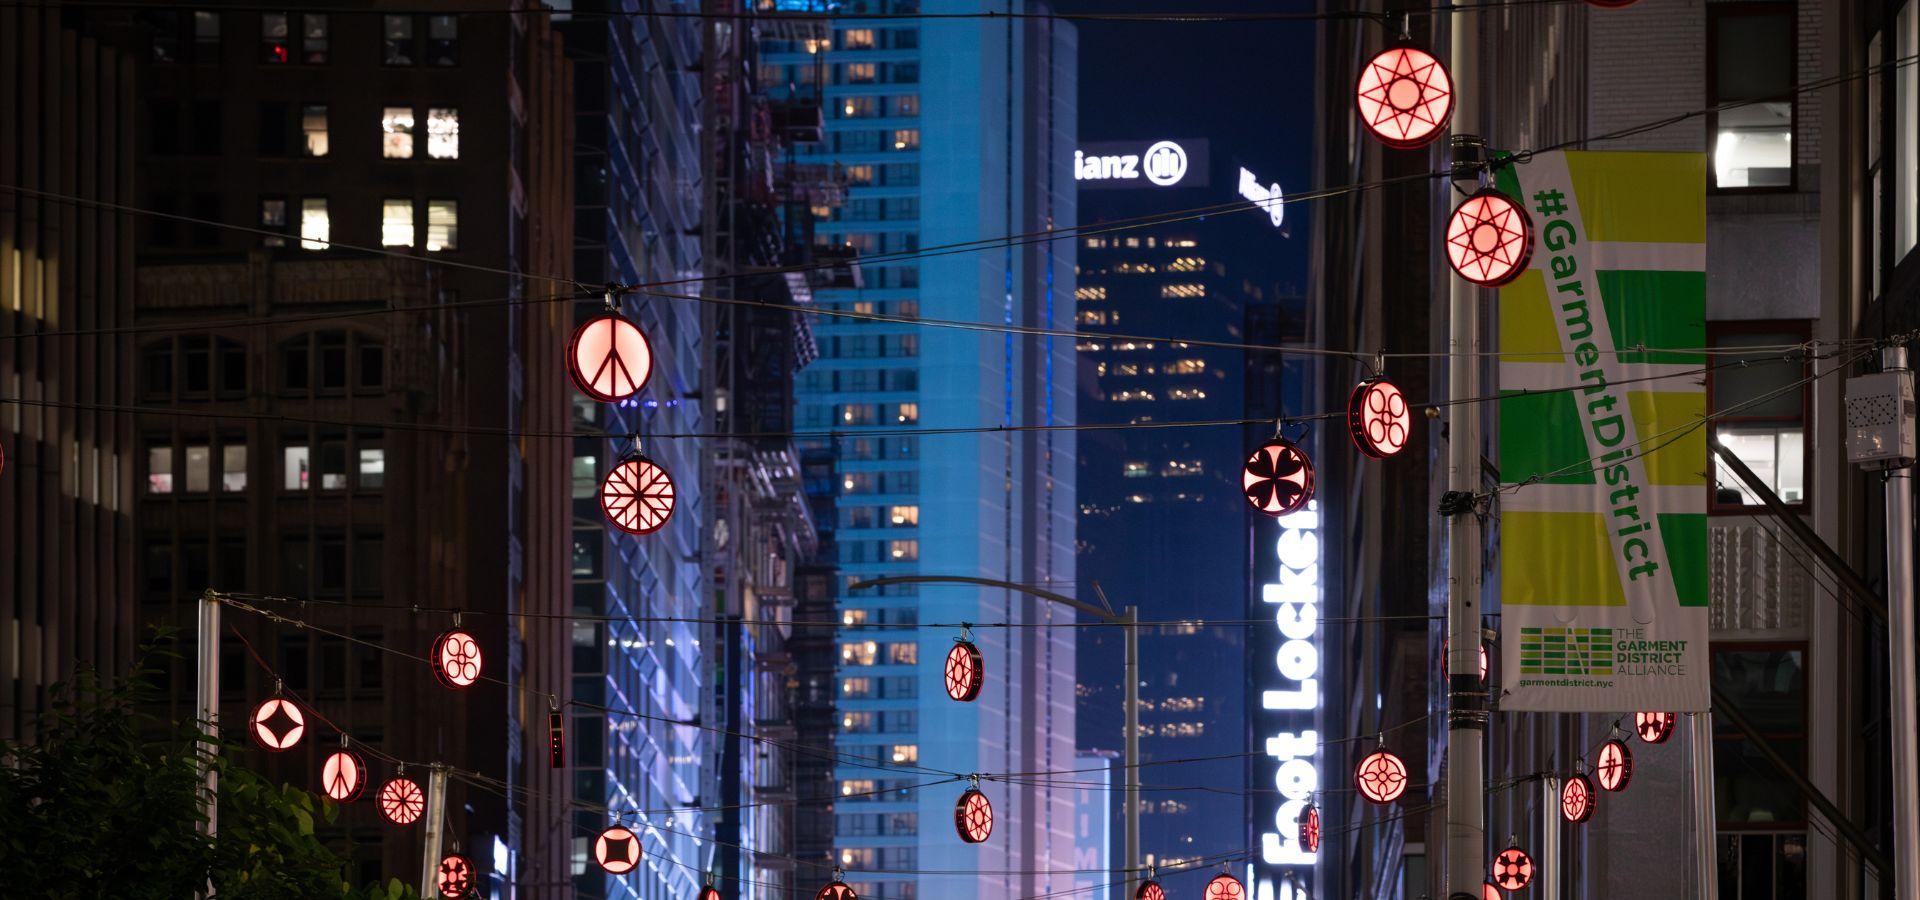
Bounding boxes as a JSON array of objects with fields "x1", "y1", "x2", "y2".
[
  {"x1": 1635, "y1": 711, "x2": 1676, "y2": 744},
  {"x1": 954, "y1": 787, "x2": 993, "y2": 843},
  {"x1": 601, "y1": 453, "x2": 677, "y2": 536},
  {"x1": 431, "y1": 629, "x2": 483, "y2": 689},
  {"x1": 1355, "y1": 749, "x2": 1410, "y2": 805},
  {"x1": 1447, "y1": 189, "x2": 1534, "y2": 287},
  {"x1": 1356, "y1": 44, "x2": 1453, "y2": 149},
  {"x1": 1560, "y1": 773, "x2": 1596, "y2": 824},
  {"x1": 944, "y1": 639, "x2": 985, "y2": 702},
  {"x1": 568, "y1": 313, "x2": 653, "y2": 402},
  {"x1": 595, "y1": 824, "x2": 642, "y2": 875},
  {"x1": 378, "y1": 777, "x2": 426, "y2": 825},
  {"x1": 1242, "y1": 437, "x2": 1315, "y2": 517},
  {"x1": 1597, "y1": 739, "x2": 1634, "y2": 791},
  {"x1": 249, "y1": 696, "x2": 306, "y2": 752},
  {"x1": 1348, "y1": 376, "x2": 1411, "y2": 458}
]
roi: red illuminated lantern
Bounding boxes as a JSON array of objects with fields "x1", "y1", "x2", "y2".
[
  {"x1": 378, "y1": 777, "x2": 425, "y2": 825},
  {"x1": 1204, "y1": 873, "x2": 1245, "y2": 900},
  {"x1": 249, "y1": 696, "x2": 306, "y2": 751},
  {"x1": 1560, "y1": 773, "x2": 1596, "y2": 824},
  {"x1": 1134, "y1": 880, "x2": 1166, "y2": 900},
  {"x1": 1447, "y1": 189, "x2": 1533, "y2": 287},
  {"x1": 1597, "y1": 739, "x2": 1634, "y2": 791},
  {"x1": 1355, "y1": 749, "x2": 1410, "y2": 805},
  {"x1": 699, "y1": 888, "x2": 723, "y2": 900},
  {"x1": 431, "y1": 629, "x2": 484, "y2": 689},
  {"x1": 1635, "y1": 711, "x2": 1676, "y2": 744},
  {"x1": 1298, "y1": 803, "x2": 1321, "y2": 853},
  {"x1": 815, "y1": 880, "x2": 858, "y2": 900},
  {"x1": 1484, "y1": 880, "x2": 1504, "y2": 900},
  {"x1": 1242, "y1": 437, "x2": 1315, "y2": 517},
  {"x1": 954, "y1": 787, "x2": 993, "y2": 843},
  {"x1": 595, "y1": 823, "x2": 642, "y2": 874},
  {"x1": 601, "y1": 454, "x2": 677, "y2": 535},
  {"x1": 944, "y1": 640, "x2": 985, "y2": 702},
  {"x1": 437, "y1": 854, "x2": 477, "y2": 898},
  {"x1": 568, "y1": 313, "x2": 653, "y2": 402},
  {"x1": 1492, "y1": 846, "x2": 1534, "y2": 891},
  {"x1": 321, "y1": 749, "x2": 368, "y2": 802},
  {"x1": 1356, "y1": 44, "x2": 1453, "y2": 149},
  {"x1": 1348, "y1": 376, "x2": 1411, "y2": 458},
  {"x1": 1441, "y1": 639, "x2": 1490, "y2": 684}
]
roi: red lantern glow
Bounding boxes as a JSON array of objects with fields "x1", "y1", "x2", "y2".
[
  {"x1": 568, "y1": 314, "x2": 653, "y2": 402},
  {"x1": 1442, "y1": 639, "x2": 1490, "y2": 684},
  {"x1": 1298, "y1": 803, "x2": 1322, "y2": 853},
  {"x1": 431, "y1": 629, "x2": 483, "y2": 689},
  {"x1": 1242, "y1": 438, "x2": 1315, "y2": 517},
  {"x1": 1635, "y1": 711, "x2": 1676, "y2": 744},
  {"x1": 815, "y1": 881, "x2": 858, "y2": 900},
  {"x1": 944, "y1": 641, "x2": 985, "y2": 702},
  {"x1": 378, "y1": 777, "x2": 425, "y2": 825},
  {"x1": 1560, "y1": 773, "x2": 1596, "y2": 824},
  {"x1": 1447, "y1": 189, "x2": 1533, "y2": 287},
  {"x1": 249, "y1": 696, "x2": 306, "y2": 751},
  {"x1": 699, "y1": 888, "x2": 724, "y2": 900},
  {"x1": 437, "y1": 854, "x2": 477, "y2": 898},
  {"x1": 1204, "y1": 873, "x2": 1245, "y2": 900},
  {"x1": 321, "y1": 749, "x2": 367, "y2": 802},
  {"x1": 1134, "y1": 880, "x2": 1166, "y2": 900},
  {"x1": 1355, "y1": 45, "x2": 1453, "y2": 149},
  {"x1": 595, "y1": 824, "x2": 642, "y2": 874},
  {"x1": 1484, "y1": 880, "x2": 1503, "y2": 900},
  {"x1": 601, "y1": 455, "x2": 676, "y2": 535},
  {"x1": 1492, "y1": 847, "x2": 1534, "y2": 891},
  {"x1": 1597, "y1": 739, "x2": 1633, "y2": 791},
  {"x1": 954, "y1": 787, "x2": 993, "y2": 843},
  {"x1": 1348, "y1": 377, "x2": 1411, "y2": 458},
  {"x1": 1355, "y1": 749, "x2": 1410, "y2": 805}
]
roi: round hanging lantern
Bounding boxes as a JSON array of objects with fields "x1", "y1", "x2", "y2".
[
  {"x1": 436, "y1": 854, "x2": 477, "y2": 899},
  {"x1": 699, "y1": 888, "x2": 724, "y2": 900},
  {"x1": 594, "y1": 824, "x2": 642, "y2": 875},
  {"x1": 1635, "y1": 711, "x2": 1676, "y2": 744},
  {"x1": 1297, "y1": 803, "x2": 1322, "y2": 853},
  {"x1": 954, "y1": 787, "x2": 993, "y2": 843},
  {"x1": 1483, "y1": 880, "x2": 1504, "y2": 900},
  {"x1": 431, "y1": 629, "x2": 484, "y2": 689},
  {"x1": 944, "y1": 640, "x2": 985, "y2": 702},
  {"x1": 1441, "y1": 639, "x2": 1490, "y2": 684},
  {"x1": 249, "y1": 696, "x2": 306, "y2": 751},
  {"x1": 1134, "y1": 880, "x2": 1166, "y2": 900},
  {"x1": 1242, "y1": 437, "x2": 1315, "y2": 517},
  {"x1": 1491, "y1": 846, "x2": 1534, "y2": 891},
  {"x1": 1204, "y1": 873, "x2": 1245, "y2": 900},
  {"x1": 1446, "y1": 189, "x2": 1533, "y2": 287},
  {"x1": 1560, "y1": 773, "x2": 1596, "y2": 824},
  {"x1": 1355, "y1": 44, "x2": 1453, "y2": 149},
  {"x1": 601, "y1": 454, "x2": 677, "y2": 535},
  {"x1": 1348, "y1": 376, "x2": 1412, "y2": 458},
  {"x1": 1596, "y1": 739, "x2": 1634, "y2": 791},
  {"x1": 568, "y1": 313, "x2": 653, "y2": 402},
  {"x1": 1355, "y1": 749, "x2": 1410, "y2": 805},
  {"x1": 320, "y1": 749, "x2": 368, "y2": 802},
  {"x1": 378, "y1": 777, "x2": 426, "y2": 825},
  {"x1": 815, "y1": 880, "x2": 858, "y2": 900}
]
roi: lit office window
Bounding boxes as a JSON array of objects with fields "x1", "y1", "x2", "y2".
[
  {"x1": 1709, "y1": 4, "x2": 1794, "y2": 189},
  {"x1": 1710, "y1": 327, "x2": 1809, "y2": 507},
  {"x1": 845, "y1": 62, "x2": 877, "y2": 83},
  {"x1": 888, "y1": 745, "x2": 918, "y2": 764},
  {"x1": 427, "y1": 108, "x2": 459, "y2": 159},
  {"x1": 888, "y1": 505, "x2": 918, "y2": 526},
  {"x1": 1076, "y1": 285, "x2": 1107, "y2": 300},
  {"x1": 1167, "y1": 358, "x2": 1206, "y2": 374},
  {"x1": 148, "y1": 445, "x2": 175, "y2": 494},
  {"x1": 382, "y1": 107, "x2": 415, "y2": 158},
  {"x1": 841, "y1": 96, "x2": 877, "y2": 118},
  {"x1": 893, "y1": 402, "x2": 917, "y2": 424},
  {"x1": 1123, "y1": 460, "x2": 1150, "y2": 478},
  {"x1": 426, "y1": 200, "x2": 458, "y2": 251},
  {"x1": 185, "y1": 444, "x2": 211, "y2": 492},
  {"x1": 283, "y1": 441, "x2": 310, "y2": 490},
  {"x1": 1161, "y1": 283, "x2": 1206, "y2": 298},
  {"x1": 222, "y1": 444, "x2": 248, "y2": 492},
  {"x1": 891, "y1": 129, "x2": 919, "y2": 150},
  {"x1": 301, "y1": 104, "x2": 328, "y2": 156},
  {"x1": 842, "y1": 641, "x2": 879, "y2": 666},
  {"x1": 887, "y1": 540, "x2": 918, "y2": 561},
  {"x1": 381, "y1": 199, "x2": 415, "y2": 247},
  {"x1": 298, "y1": 198, "x2": 329, "y2": 250},
  {"x1": 358, "y1": 441, "x2": 385, "y2": 489},
  {"x1": 840, "y1": 28, "x2": 876, "y2": 49}
]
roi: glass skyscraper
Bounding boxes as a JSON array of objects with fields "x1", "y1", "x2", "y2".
[{"x1": 770, "y1": 1, "x2": 1080, "y2": 896}]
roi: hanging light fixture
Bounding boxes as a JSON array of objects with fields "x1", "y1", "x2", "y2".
[
  {"x1": 320, "y1": 746, "x2": 368, "y2": 802},
  {"x1": 698, "y1": 884, "x2": 724, "y2": 900},
  {"x1": 944, "y1": 630, "x2": 985, "y2": 702},
  {"x1": 1491, "y1": 844, "x2": 1535, "y2": 891},
  {"x1": 1635, "y1": 711, "x2": 1676, "y2": 744},
  {"x1": 378, "y1": 776, "x2": 426, "y2": 825},
  {"x1": 1133, "y1": 879, "x2": 1166, "y2": 900},
  {"x1": 1355, "y1": 43, "x2": 1453, "y2": 149},
  {"x1": 954, "y1": 782, "x2": 993, "y2": 844},
  {"x1": 436, "y1": 854, "x2": 477, "y2": 899},
  {"x1": 1242, "y1": 436, "x2": 1315, "y2": 517},
  {"x1": 1348, "y1": 375, "x2": 1412, "y2": 458},
  {"x1": 1203, "y1": 873, "x2": 1245, "y2": 900},
  {"x1": 1597, "y1": 738, "x2": 1634, "y2": 791},
  {"x1": 1355, "y1": 747, "x2": 1410, "y2": 805},
  {"x1": 1483, "y1": 880, "x2": 1503, "y2": 900},
  {"x1": 601, "y1": 449, "x2": 677, "y2": 536},
  {"x1": 249, "y1": 694, "x2": 306, "y2": 751},
  {"x1": 430, "y1": 624, "x2": 483, "y2": 689},
  {"x1": 1560, "y1": 772, "x2": 1597, "y2": 824},
  {"x1": 595, "y1": 822, "x2": 642, "y2": 875},
  {"x1": 1446, "y1": 189, "x2": 1534, "y2": 287},
  {"x1": 815, "y1": 870, "x2": 858, "y2": 900},
  {"x1": 1297, "y1": 802, "x2": 1322, "y2": 853},
  {"x1": 568, "y1": 294, "x2": 653, "y2": 402}
]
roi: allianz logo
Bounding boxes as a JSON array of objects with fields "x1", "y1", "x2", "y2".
[{"x1": 1074, "y1": 140, "x2": 1189, "y2": 186}]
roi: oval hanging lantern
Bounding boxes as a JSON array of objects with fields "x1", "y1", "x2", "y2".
[
  {"x1": 1355, "y1": 748, "x2": 1410, "y2": 805},
  {"x1": 431, "y1": 628, "x2": 484, "y2": 689},
  {"x1": 249, "y1": 696, "x2": 307, "y2": 752},
  {"x1": 1134, "y1": 880, "x2": 1166, "y2": 900},
  {"x1": 568, "y1": 313, "x2": 653, "y2": 402},
  {"x1": 1447, "y1": 188, "x2": 1533, "y2": 287},
  {"x1": 1491, "y1": 846, "x2": 1535, "y2": 891},
  {"x1": 436, "y1": 854, "x2": 477, "y2": 899},
  {"x1": 1560, "y1": 773, "x2": 1596, "y2": 824},
  {"x1": 1297, "y1": 803, "x2": 1322, "y2": 853},
  {"x1": 944, "y1": 640, "x2": 985, "y2": 702},
  {"x1": 1203, "y1": 873, "x2": 1245, "y2": 900},
  {"x1": 1348, "y1": 376, "x2": 1412, "y2": 458},
  {"x1": 1242, "y1": 437, "x2": 1315, "y2": 517},
  {"x1": 378, "y1": 777, "x2": 426, "y2": 825},
  {"x1": 594, "y1": 823, "x2": 642, "y2": 874},
  {"x1": 699, "y1": 887, "x2": 724, "y2": 900},
  {"x1": 601, "y1": 454, "x2": 677, "y2": 535},
  {"x1": 954, "y1": 787, "x2": 994, "y2": 843},
  {"x1": 1596, "y1": 739, "x2": 1634, "y2": 791},
  {"x1": 1483, "y1": 879, "x2": 1504, "y2": 900},
  {"x1": 320, "y1": 748, "x2": 368, "y2": 802},
  {"x1": 1635, "y1": 711, "x2": 1676, "y2": 744},
  {"x1": 1355, "y1": 44, "x2": 1453, "y2": 149},
  {"x1": 814, "y1": 879, "x2": 858, "y2": 900}
]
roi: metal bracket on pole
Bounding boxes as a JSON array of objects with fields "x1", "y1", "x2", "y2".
[{"x1": 419, "y1": 764, "x2": 451, "y2": 897}]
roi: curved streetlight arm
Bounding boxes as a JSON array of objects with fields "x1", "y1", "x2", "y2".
[{"x1": 847, "y1": 574, "x2": 1122, "y2": 624}]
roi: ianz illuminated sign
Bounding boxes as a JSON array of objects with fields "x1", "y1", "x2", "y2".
[{"x1": 1074, "y1": 139, "x2": 1210, "y2": 189}]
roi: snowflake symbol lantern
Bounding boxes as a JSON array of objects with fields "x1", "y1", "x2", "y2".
[
  {"x1": 378, "y1": 777, "x2": 426, "y2": 825},
  {"x1": 814, "y1": 879, "x2": 858, "y2": 900},
  {"x1": 437, "y1": 854, "x2": 477, "y2": 899},
  {"x1": 431, "y1": 629, "x2": 483, "y2": 689},
  {"x1": 568, "y1": 313, "x2": 653, "y2": 402},
  {"x1": 321, "y1": 749, "x2": 367, "y2": 802},
  {"x1": 1447, "y1": 189, "x2": 1534, "y2": 287},
  {"x1": 944, "y1": 640, "x2": 984, "y2": 702},
  {"x1": 1203, "y1": 873, "x2": 1245, "y2": 900},
  {"x1": 249, "y1": 696, "x2": 306, "y2": 751},
  {"x1": 595, "y1": 824, "x2": 642, "y2": 875},
  {"x1": 1560, "y1": 773, "x2": 1596, "y2": 824},
  {"x1": 1242, "y1": 437, "x2": 1315, "y2": 517},
  {"x1": 1492, "y1": 846, "x2": 1534, "y2": 891},
  {"x1": 954, "y1": 787, "x2": 994, "y2": 843},
  {"x1": 601, "y1": 454, "x2": 677, "y2": 535},
  {"x1": 1597, "y1": 739, "x2": 1634, "y2": 791},
  {"x1": 1355, "y1": 749, "x2": 1410, "y2": 805},
  {"x1": 1348, "y1": 376, "x2": 1411, "y2": 458},
  {"x1": 1134, "y1": 880, "x2": 1166, "y2": 900},
  {"x1": 1355, "y1": 45, "x2": 1453, "y2": 149},
  {"x1": 1635, "y1": 711, "x2": 1676, "y2": 744},
  {"x1": 1297, "y1": 803, "x2": 1322, "y2": 854}
]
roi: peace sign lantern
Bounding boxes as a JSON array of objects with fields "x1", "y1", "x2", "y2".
[
  {"x1": 1560, "y1": 773, "x2": 1596, "y2": 824},
  {"x1": 601, "y1": 453, "x2": 677, "y2": 535},
  {"x1": 944, "y1": 639, "x2": 985, "y2": 702},
  {"x1": 1356, "y1": 44, "x2": 1453, "y2": 149},
  {"x1": 1492, "y1": 845, "x2": 1534, "y2": 891},
  {"x1": 321, "y1": 748, "x2": 368, "y2": 802},
  {"x1": 568, "y1": 313, "x2": 653, "y2": 402},
  {"x1": 1355, "y1": 748, "x2": 1410, "y2": 805},
  {"x1": 1204, "y1": 873, "x2": 1245, "y2": 900},
  {"x1": 1242, "y1": 437, "x2": 1315, "y2": 517},
  {"x1": 1635, "y1": 711, "x2": 1676, "y2": 744},
  {"x1": 1134, "y1": 880, "x2": 1166, "y2": 900},
  {"x1": 1348, "y1": 376, "x2": 1412, "y2": 458},
  {"x1": 437, "y1": 854, "x2": 477, "y2": 898},
  {"x1": 1446, "y1": 189, "x2": 1534, "y2": 288},
  {"x1": 250, "y1": 695, "x2": 306, "y2": 751},
  {"x1": 1597, "y1": 739, "x2": 1633, "y2": 791},
  {"x1": 378, "y1": 777, "x2": 426, "y2": 825},
  {"x1": 594, "y1": 823, "x2": 642, "y2": 874},
  {"x1": 955, "y1": 787, "x2": 994, "y2": 843},
  {"x1": 431, "y1": 628, "x2": 484, "y2": 689}
]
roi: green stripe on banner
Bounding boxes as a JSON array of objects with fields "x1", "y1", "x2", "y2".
[
  {"x1": 1498, "y1": 390, "x2": 1595, "y2": 484},
  {"x1": 1597, "y1": 271, "x2": 1707, "y2": 364},
  {"x1": 1659, "y1": 512, "x2": 1709, "y2": 607}
]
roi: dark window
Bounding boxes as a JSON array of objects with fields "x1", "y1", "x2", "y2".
[
  {"x1": 217, "y1": 535, "x2": 247, "y2": 591},
  {"x1": 191, "y1": 101, "x2": 222, "y2": 155},
  {"x1": 143, "y1": 537, "x2": 175, "y2": 598},
  {"x1": 317, "y1": 431, "x2": 348, "y2": 490},
  {"x1": 277, "y1": 635, "x2": 310, "y2": 690},
  {"x1": 220, "y1": 645, "x2": 245, "y2": 695},
  {"x1": 190, "y1": 194, "x2": 220, "y2": 247},
  {"x1": 258, "y1": 102, "x2": 289, "y2": 156},
  {"x1": 1714, "y1": 645, "x2": 1806, "y2": 827},
  {"x1": 182, "y1": 539, "x2": 210, "y2": 591},
  {"x1": 281, "y1": 336, "x2": 310, "y2": 393},
  {"x1": 353, "y1": 531, "x2": 383, "y2": 593},
  {"x1": 355, "y1": 629, "x2": 384, "y2": 692},
  {"x1": 182, "y1": 337, "x2": 212, "y2": 396},
  {"x1": 358, "y1": 341, "x2": 385, "y2": 390},
  {"x1": 300, "y1": 14, "x2": 328, "y2": 64},
  {"x1": 279, "y1": 533, "x2": 309, "y2": 594},
  {"x1": 193, "y1": 11, "x2": 221, "y2": 60},
  {"x1": 261, "y1": 197, "x2": 289, "y2": 247},
  {"x1": 316, "y1": 533, "x2": 346, "y2": 595},
  {"x1": 1708, "y1": 324, "x2": 1811, "y2": 510},
  {"x1": 318, "y1": 332, "x2": 348, "y2": 392},
  {"x1": 1708, "y1": 4, "x2": 1795, "y2": 191},
  {"x1": 142, "y1": 342, "x2": 174, "y2": 399},
  {"x1": 261, "y1": 12, "x2": 289, "y2": 64},
  {"x1": 426, "y1": 15, "x2": 458, "y2": 65},
  {"x1": 150, "y1": 101, "x2": 181, "y2": 156},
  {"x1": 383, "y1": 15, "x2": 416, "y2": 65},
  {"x1": 149, "y1": 11, "x2": 182, "y2": 63},
  {"x1": 217, "y1": 339, "x2": 247, "y2": 397},
  {"x1": 572, "y1": 528, "x2": 603, "y2": 579}
]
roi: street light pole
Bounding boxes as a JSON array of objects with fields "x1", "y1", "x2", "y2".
[
  {"x1": 195, "y1": 590, "x2": 221, "y2": 899},
  {"x1": 1881, "y1": 344, "x2": 1920, "y2": 900}
]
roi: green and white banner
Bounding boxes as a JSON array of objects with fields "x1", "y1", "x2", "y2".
[{"x1": 1495, "y1": 151, "x2": 1709, "y2": 713}]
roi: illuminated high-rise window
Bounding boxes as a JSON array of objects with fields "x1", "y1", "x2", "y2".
[
  {"x1": 381, "y1": 107, "x2": 414, "y2": 158},
  {"x1": 425, "y1": 200, "x2": 458, "y2": 251},
  {"x1": 298, "y1": 198, "x2": 329, "y2": 250},
  {"x1": 841, "y1": 28, "x2": 876, "y2": 49},
  {"x1": 427, "y1": 108, "x2": 459, "y2": 159},
  {"x1": 381, "y1": 199, "x2": 415, "y2": 247},
  {"x1": 301, "y1": 104, "x2": 328, "y2": 156}
]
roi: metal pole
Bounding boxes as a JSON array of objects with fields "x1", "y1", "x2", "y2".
[
  {"x1": 1688, "y1": 712, "x2": 1721, "y2": 897},
  {"x1": 419, "y1": 764, "x2": 450, "y2": 897},
  {"x1": 1123, "y1": 605, "x2": 1141, "y2": 893},
  {"x1": 1540, "y1": 776, "x2": 1560, "y2": 900},
  {"x1": 1883, "y1": 343, "x2": 1919, "y2": 900},
  {"x1": 195, "y1": 591, "x2": 221, "y2": 837}
]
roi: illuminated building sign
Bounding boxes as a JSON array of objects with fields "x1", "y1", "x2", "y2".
[
  {"x1": 1255, "y1": 501, "x2": 1320, "y2": 899},
  {"x1": 1238, "y1": 167, "x2": 1285, "y2": 228},
  {"x1": 1074, "y1": 139, "x2": 1210, "y2": 189}
]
